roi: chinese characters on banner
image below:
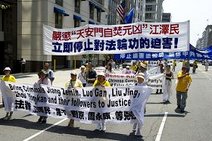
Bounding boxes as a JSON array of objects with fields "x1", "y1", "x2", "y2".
[
  {"x1": 43, "y1": 21, "x2": 190, "y2": 55},
  {"x1": 0, "y1": 81, "x2": 151, "y2": 125}
]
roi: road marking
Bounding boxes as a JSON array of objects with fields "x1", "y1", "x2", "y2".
[
  {"x1": 155, "y1": 112, "x2": 168, "y2": 141},
  {"x1": 23, "y1": 118, "x2": 67, "y2": 141}
]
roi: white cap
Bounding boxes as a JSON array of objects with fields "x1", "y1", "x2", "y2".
[
  {"x1": 126, "y1": 66, "x2": 130, "y2": 69},
  {"x1": 70, "y1": 71, "x2": 77, "y2": 76},
  {"x1": 80, "y1": 65, "x2": 85, "y2": 69},
  {"x1": 136, "y1": 72, "x2": 145, "y2": 79},
  {"x1": 140, "y1": 62, "x2": 147, "y2": 69},
  {"x1": 97, "y1": 72, "x2": 105, "y2": 77},
  {"x1": 3, "y1": 67, "x2": 11, "y2": 71}
]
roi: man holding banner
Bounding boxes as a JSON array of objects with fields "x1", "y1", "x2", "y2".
[{"x1": 0, "y1": 67, "x2": 16, "y2": 120}]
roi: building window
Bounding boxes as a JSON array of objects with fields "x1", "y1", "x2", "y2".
[
  {"x1": 146, "y1": 5, "x2": 154, "y2": 11},
  {"x1": 55, "y1": 13, "x2": 63, "y2": 28},
  {"x1": 74, "y1": 19, "x2": 80, "y2": 27},
  {"x1": 90, "y1": 4, "x2": 94, "y2": 20},
  {"x1": 146, "y1": 0, "x2": 156, "y2": 3},
  {"x1": 145, "y1": 13, "x2": 154, "y2": 20},
  {"x1": 55, "y1": 0, "x2": 63, "y2": 6},
  {"x1": 75, "y1": 0, "x2": 80, "y2": 13},
  {"x1": 97, "y1": 9, "x2": 101, "y2": 22}
]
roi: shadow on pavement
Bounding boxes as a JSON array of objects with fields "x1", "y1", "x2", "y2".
[{"x1": 0, "y1": 118, "x2": 143, "y2": 141}]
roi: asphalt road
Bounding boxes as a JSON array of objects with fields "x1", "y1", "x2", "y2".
[{"x1": 0, "y1": 63, "x2": 212, "y2": 141}]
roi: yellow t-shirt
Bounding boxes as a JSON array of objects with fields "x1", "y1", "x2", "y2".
[
  {"x1": 1, "y1": 75, "x2": 16, "y2": 82},
  {"x1": 65, "y1": 79, "x2": 83, "y2": 89},
  {"x1": 130, "y1": 65, "x2": 137, "y2": 72},
  {"x1": 93, "y1": 80, "x2": 111, "y2": 87},
  {"x1": 176, "y1": 71, "x2": 192, "y2": 92}
]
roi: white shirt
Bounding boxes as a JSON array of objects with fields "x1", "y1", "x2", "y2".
[
  {"x1": 37, "y1": 78, "x2": 51, "y2": 86},
  {"x1": 78, "y1": 72, "x2": 87, "y2": 84}
]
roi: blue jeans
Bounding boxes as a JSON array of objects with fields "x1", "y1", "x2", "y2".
[{"x1": 176, "y1": 91, "x2": 188, "y2": 111}]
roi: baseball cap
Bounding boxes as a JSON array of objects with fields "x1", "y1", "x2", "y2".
[{"x1": 3, "y1": 67, "x2": 11, "y2": 71}]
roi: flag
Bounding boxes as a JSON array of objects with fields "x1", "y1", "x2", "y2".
[
  {"x1": 116, "y1": 1, "x2": 125, "y2": 20},
  {"x1": 124, "y1": 8, "x2": 135, "y2": 24}
]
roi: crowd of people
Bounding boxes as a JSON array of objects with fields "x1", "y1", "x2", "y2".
[{"x1": 0, "y1": 58, "x2": 200, "y2": 137}]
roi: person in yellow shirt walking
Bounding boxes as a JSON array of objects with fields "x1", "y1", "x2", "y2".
[
  {"x1": 176, "y1": 66, "x2": 192, "y2": 113},
  {"x1": 93, "y1": 72, "x2": 111, "y2": 132},
  {"x1": 1, "y1": 67, "x2": 16, "y2": 120}
]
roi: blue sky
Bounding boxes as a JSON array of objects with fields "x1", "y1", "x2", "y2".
[{"x1": 163, "y1": 0, "x2": 212, "y2": 46}]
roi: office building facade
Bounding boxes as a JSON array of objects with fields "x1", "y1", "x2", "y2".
[{"x1": 1, "y1": 0, "x2": 109, "y2": 73}]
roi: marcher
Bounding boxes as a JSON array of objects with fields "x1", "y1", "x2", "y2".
[
  {"x1": 130, "y1": 61, "x2": 138, "y2": 73},
  {"x1": 156, "y1": 60, "x2": 164, "y2": 94},
  {"x1": 104, "y1": 63, "x2": 114, "y2": 74},
  {"x1": 192, "y1": 60, "x2": 198, "y2": 73},
  {"x1": 136, "y1": 62, "x2": 149, "y2": 86},
  {"x1": 176, "y1": 66, "x2": 192, "y2": 113},
  {"x1": 163, "y1": 65, "x2": 174, "y2": 104},
  {"x1": 172, "y1": 60, "x2": 177, "y2": 72},
  {"x1": 43, "y1": 63, "x2": 55, "y2": 85},
  {"x1": 86, "y1": 63, "x2": 97, "y2": 86},
  {"x1": 183, "y1": 60, "x2": 190, "y2": 72},
  {"x1": 78, "y1": 65, "x2": 87, "y2": 87},
  {"x1": 20, "y1": 58, "x2": 26, "y2": 73},
  {"x1": 93, "y1": 72, "x2": 111, "y2": 131},
  {"x1": 65, "y1": 71, "x2": 83, "y2": 127},
  {"x1": 205, "y1": 60, "x2": 209, "y2": 71},
  {"x1": 122, "y1": 66, "x2": 133, "y2": 74},
  {"x1": 131, "y1": 72, "x2": 147, "y2": 137},
  {"x1": 36, "y1": 69, "x2": 51, "y2": 123},
  {"x1": 1, "y1": 67, "x2": 16, "y2": 120}
]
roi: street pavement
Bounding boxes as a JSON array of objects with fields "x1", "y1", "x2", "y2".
[{"x1": 1, "y1": 63, "x2": 212, "y2": 141}]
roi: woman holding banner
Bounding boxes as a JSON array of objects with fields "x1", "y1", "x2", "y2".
[
  {"x1": 162, "y1": 65, "x2": 174, "y2": 104},
  {"x1": 93, "y1": 72, "x2": 111, "y2": 132},
  {"x1": 130, "y1": 72, "x2": 147, "y2": 137},
  {"x1": 36, "y1": 70, "x2": 51, "y2": 123},
  {"x1": 65, "y1": 71, "x2": 83, "y2": 127},
  {"x1": 1, "y1": 67, "x2": 16, "y2": 120},
  {"x1": 131, "y1": 72, "x2": 152, "y2": 137}
]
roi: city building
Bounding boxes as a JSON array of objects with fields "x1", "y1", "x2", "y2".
[
  {"x1": 196, "y1": 25, "x2": 212, "y2": 49},
  {"x1": 162, "y1": 12, "x2": 171, "y2": 22},
  {"x1": 144, "y1": 0, "x2": 164, "y2": 22},
  {"x1": 108, "y1": 0, "x2": 119, "y2": 25},
  {"x1": 0, "y1": 0, "x2": 109, "y2": 73},
  {"x1": 0, "y1": 0, "x2": 17, "y2": 73},
  {"x1": 129, "y1": 0, "x2": 165, "y2": 23}
]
